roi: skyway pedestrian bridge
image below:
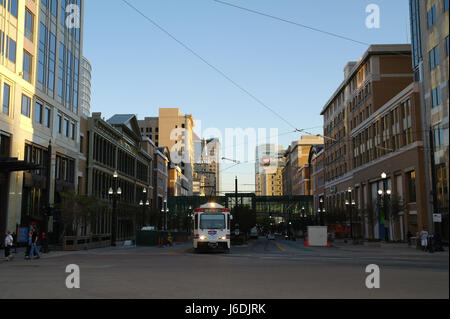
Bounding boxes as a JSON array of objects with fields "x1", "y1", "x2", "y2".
[{"x1": 168, "y1": 193, "x2": 313, "y2": 218}]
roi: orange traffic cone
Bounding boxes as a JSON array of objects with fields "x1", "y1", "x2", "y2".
[{"x1": 327, "y1": 241, "x2": 331, "y2": 247}]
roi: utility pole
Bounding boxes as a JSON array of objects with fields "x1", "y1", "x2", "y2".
[{"x1": 235, "y1": 176, "x2": 238, "y2": 208}]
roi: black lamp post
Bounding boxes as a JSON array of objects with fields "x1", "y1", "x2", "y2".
[
  {"x1": 139, "y1": 188, "x2": 150, "y2": 228},
  {"x1": 109, "y1": 171, "x2": 121, "y2": 246},
  {"x1": 345, "y1": 188, "x2": 356, "y2": 239},
  {"x1": 377, "y1": 172, "x2": 391, "y2": 241},
  {"x1": 187, "y1": 206, "x2": 192, "y2": 233},
  {"x1": 318, "y1": 197, "x2": 325, "y2": 226},
  {"x1": 161, "y1": 199, "x2": 169, "y2": 231}
]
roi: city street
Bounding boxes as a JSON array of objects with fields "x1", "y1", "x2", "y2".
[{"x1": 1, "y1": 238, "x2": 448, "y2": 299}]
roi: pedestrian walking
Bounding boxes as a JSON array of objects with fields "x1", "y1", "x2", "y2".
[
  {"x1": 419, "y1": 229, "x2": 429, "y2": 252},
  {"x1": 29, "y1": 229, "x2": 40, "y2": 260},
  {"x1": 25, "y1": 230, "x2": 32, "y2": 259},
  {"x1": 4, "y1": 231, "x2": 14, "y2": 261}
]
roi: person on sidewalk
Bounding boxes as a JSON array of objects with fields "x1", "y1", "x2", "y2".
[
  {"x1": 4, "y1": 231, "x2": 14, "y2": 261},
  {"x1": 25, "y1": 231, "x2": 32, "y2": 259},
  {"x1": 419, "y1": 228, "x2": 429, "y2": 252},
  {"x1": 29, "y1": 229, "x2": 40, "y2": 260}
]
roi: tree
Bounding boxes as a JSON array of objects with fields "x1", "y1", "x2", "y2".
[
  {"x1": 57, "y1": 190, "x2": 103, "y2": 239},
  {"x1": 231, "y1": 205, "x2": 256, "y2": 234},
  {"x1": 388, "y1": 194, "x2": 405, "y2": 241}
]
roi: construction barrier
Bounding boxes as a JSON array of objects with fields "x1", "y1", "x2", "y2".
[
  {"x1": 136, "y1": 231, "x2": 191, "y2": 247},
  {"x1": 62, "y1": 235, "x2": 111, "y2": 251}
]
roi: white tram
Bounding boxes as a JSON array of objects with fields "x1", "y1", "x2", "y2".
[{"x1": 193, "y1": 202, "x2": 232, "y2": 252}]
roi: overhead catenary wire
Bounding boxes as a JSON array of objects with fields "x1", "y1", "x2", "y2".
[
  {"x1": 121, "y1": 0, "x2": 299, "y2": 131},
  {"x1": 211, "y1": 0, "x2": 370, "y2": 46}
]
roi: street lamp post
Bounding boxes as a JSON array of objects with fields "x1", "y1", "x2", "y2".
[
  {"x1": 378, "y1": 172, "x2": 391, "y2": 241},
  {"x1": 109, "y1": 171, "x2": 122, "y2": 246},
  {"x1": 345, "y1": 188, "x2": 356, "y2": 240},
  {"x1": 161, "y1": 199, "x2": 169, "y2": 231},
  {"x1": 187, "y1": 206, "x2": 193, "y2": 233},
  {"x1": 139, "y1": 188, "x2": 150, "y2": 228}
]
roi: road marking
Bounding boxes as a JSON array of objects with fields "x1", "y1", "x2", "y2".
[{"x1": 275, "y1": 242, "x2": 286, "y2": 252}]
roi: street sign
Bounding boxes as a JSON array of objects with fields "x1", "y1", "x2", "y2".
[{"x1": 433, "y1": 214, "x2": 442, "y2": 223}]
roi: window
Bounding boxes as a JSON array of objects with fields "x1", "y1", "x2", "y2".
[
  {"x1": 432, "y1": 86, "x2": 442, "y2": 107},
  {"x1": 80, "y1": 136, "x2": 83, "y2": 153},
  {"x1": 64, "y1": 118, "x2": 69, "y2": 137},
  {"x1": 434, "y1": 125, "x2": 444, "y2": 149},
  {"x1": 9, "y1": 0, "x2": 18, "y2": 18},
  {"x1": 407, "y1": 171, "x2": 416, "y2": 203},
  {"x1": 428, "y1": 5, "x2": 437, "y2": 28},
  {"x1": 48, "y1": 33, "x2": 56, "y2": 92},
  {"x1": 70, "y1": 122, "x2": 75, "y2": 140},
  {"x1": 58, "y1": 42, "x2": 65, "y2": 98},
  {"x1": 445, "y1": 0, "x2": 449, "y2": 11},
  {"x1": 402, "y1": 99, "x2": 412, "y2": 145},
  {"x1": 446, "y1": 36, "x2": 449, "y2": 57},
  {"x1": 25, "y1": 10, "x2": 34, "y2": 41},
  {"x1": 44, "y1": 107, "x2": 51, "y2": 128},
  {"x1": 429, "y1": 46, "x2": 439, "y2": 70},
  {"x1": 7, "y1": 37, "x2": 16, "y2": 63},
  {"x1": 57, "y1": 114, "x2": 62, "y2": 133},
  {"x1": 23, "y1": 51, "x2": 32, "y2": 82},
  {"x1": 21, "y1": 95, "x2": 31, "y2": 117},
  {"x1": 51, "y1": 0, "x2": 58, "y2": 17},
  {"x1": 38, "y1": 23, "x2": 47, "y2": 85},
  {"x1": 35, "y1": 101, "x2": 43, "y2": 123},
  {"x1": 60, "y1": 0, "x2": 66, "y2": 26},
  {"x1": 2, "y1": 83, "x2": 10, "y2": 115}
]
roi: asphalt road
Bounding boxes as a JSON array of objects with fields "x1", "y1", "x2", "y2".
[{"x1": 0, "y1": 237, "x2": 448, "y2": 299}]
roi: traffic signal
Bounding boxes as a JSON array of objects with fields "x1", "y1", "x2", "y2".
[{"x1": 269, "y1": 215, "x2": 272, "y2": 219}]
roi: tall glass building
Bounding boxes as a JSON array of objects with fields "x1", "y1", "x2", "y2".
[
  {"x1": 80, "y1": 56, "x2": 91, "y2": 116},
  {"x1": 0, "y1": 0, "x2": 85, "y2": 239}
]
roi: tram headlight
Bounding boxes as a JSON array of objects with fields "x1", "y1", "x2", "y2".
[{"x1": 200, "y1": 235, "x2": 207, "y2": 240}]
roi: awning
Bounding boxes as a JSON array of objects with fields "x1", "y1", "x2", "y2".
[{"x1": 0, "y1": 157, "x2": 43, "y2": 173}]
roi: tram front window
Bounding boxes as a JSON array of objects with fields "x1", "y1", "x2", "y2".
[{"x1": 200, "y1": 214, "x2": 225, "y2": 230}]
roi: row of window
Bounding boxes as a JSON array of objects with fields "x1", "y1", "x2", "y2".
[
  {"x1": 352, "y1": 99, "x2": 413, "y2": 168},
  {"x1": 428, "y1": 0, "x2": 449, "y2": 29},
  {"x1": 41, "y1": 0, "x2": 81, "y2": 44},
  {"x1": 38, "y1": 23, "x2": 80, "y2": 113},
  {"x1": 0, "y1": 30, "x2": 16, "y2": 63},
  {"x1": 1, "y1": 0, "x2": 18, "y2": 18}
]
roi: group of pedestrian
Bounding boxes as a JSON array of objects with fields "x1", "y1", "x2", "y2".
[
  {"x1": 418, "y1": 229, "x2": 444, "y2": 253},
  {"x1": 3, "y1": 227, "x2": 46, "y2": 262}
]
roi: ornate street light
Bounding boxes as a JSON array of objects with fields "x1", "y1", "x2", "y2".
[{"x1": 109, "y1": 171, "x2": 121, "y2": 246}]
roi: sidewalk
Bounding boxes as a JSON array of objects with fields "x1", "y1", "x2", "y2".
[{"x1": 330, "y1": 240, "x2": 449, "y2": 256}]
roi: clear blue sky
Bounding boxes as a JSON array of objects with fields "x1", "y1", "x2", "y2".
[{"x1": 83, "y1": 0, "x2": 410, "y2": 193}]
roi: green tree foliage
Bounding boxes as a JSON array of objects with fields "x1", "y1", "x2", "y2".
[
  {"x1": 231, "y1": 205, "x2": 256, "y2": 234},
  {"x1": 57, "y1": 190, "x2": 104, "y2": 236}
]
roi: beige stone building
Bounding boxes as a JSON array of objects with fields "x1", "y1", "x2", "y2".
[
  {"x1": 282, "y1": 136, "x2": 324, "y2": 196},
  {"x1": 138, "y1": 108, "x2": 194, "y2": 195},
  {"x1": 1, "y1": 0, "x2": 85, "y2": 241}
]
